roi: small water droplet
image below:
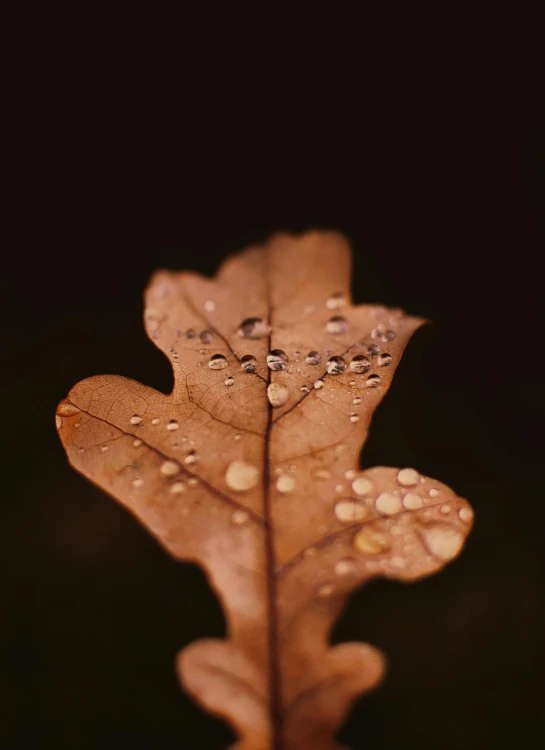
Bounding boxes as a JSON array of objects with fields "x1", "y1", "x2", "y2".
[
  {"x1": 132, "y1": 478, "x2": 144, "y2": 489},
  {"x1": 55, "y1": 415, "x2": 62, "y2": 429},
  {"x1": 326, "y1": 316, "x2": 348, "y2": 335},
  {"x1": 209, "y1": 354, "x2": 228, "y2": 370},
  {"x1": 306, "y1": 351, "x2": 322, "y2": 365},
  {"x1": 160, "y1": 460, "x2": 180, "y2": 476},
  {"x1": 225, "y1": 460, "x2": 259, "y2": 491},
  {"x1": 151, "y1": 417, "x2": 161, "y2": 425},
  {"x1": 167, "y1": 420, "x2": 179, "y2": 431},
  {"x1": 170, "y1": 482, "x2": 185, "y2": 494},
  {"x1": 130, "y1": 415, "x2": 143, "y2": 425},
  {"x1": 335, "y1": 499, "x2": 368, "y2": 522},
  {"x1": 240, "y1": 354, "x2": 257, "y2": 373},
  {"x1": 372, "y1": 326, "x2": 396, "y2": 342},
  {"x1": 375, "y1": 492, "x2": 402, "y2": 515},
  {"x1": 345, "y1": 469, "x2": 357, "y2": 480},
  {"x1": 238, "y1": 317, "x2": 271, "y2": 340},
  {"x1": 132, "y1": 439, "x2": 143, "y2": 447},
  {"x1": 335, "y1": 558, "x2": 356, "y2": 575},
  {"x1": 397, "y1": 468, "x2": 419, "y2": 486},
  {"x1": 267, "y1": 349, "x2": 288, "y2": 371},
  {"x1": 440, "y1": 504, "x2": 451, "y2": 515},
  {"x1": 267, "y1": 382, "x2": 289, "y2": 407},
  {"x1": 204, "y1": 300, "x2": 216, "y2": 312},
  {"x1": 314, "y1": 379, "x2": 325, "y2": 389},
  {"x1": 352, "y1": 477, "x2": 373, "y2": 495},
  {"x1": 318, "y1": 583, "x2": 334, "y2": 598},
  {"x1": 390, "y1": 555, "x2": 406, "y2": 568},
  {"x1": 186, "y1": 329, "x2": 197, "y2": 339},
  {"x1": 276, "y1": 475, "x2": 296, "y2": 493},
  {"x1": 354, "y1": 527, "x2": 391, "y2": 555},
  {"x1": 353, "y1": 397, "x2": 362, "y2": 405},
  {"x1": 366, "y1": 374, "x2": 381, "y2": 387},
  {"x1": 429, "y1": 488, "x2": 440, "y2": 497},
  {"x1": 300, "y1": 385, "x2": 310, "y2": 393},
  {"x1": 350, "y1": 355, "x2": 371, "y2": 374},
  {"x1": 459, "y1": 506, "x2": 473, "y2": 523},
  {"x1": 200, "y1": 330, "x2": 213, "y2": 344},
  {"x1": 314, "y1": 469, "x2": 331, "y2": 479},
  {"x1": 421, "y1": 524, "x2": 464, "y2": 560},
  {"x1": 224, "y1": 376, "x2": 235, "y2": 386},
  {"x1": 350, "y1": 413, "x2": 359, "y2": 423},
  {"x1": 57, "y1": 402, "x2": 80, "y2": 417},
  {"x1": 403, "y1": 492, "x2": 423, "y2": 510},
  {"x1": 378, "y1": 353, "x2": 392, "y2": 366},
  {"x1": 234, "y1": 434, "x2": 242, "y2": 441},
  {"x1": 303, "y1": 547, "x2": 317, "y2": 558},
  {"x1": 100, "y1": 445, "x2": 109, "y2": 453},
  {"x1": 184, "y1": 450, "x2": 198, "y2": 466},
  {"x1": 335, "y1": 484, "x2": 345, "y2": 493},
  {"x1": 327, "y1": 356, "x2": 346, "y2": 375},
  {"x1": 326, "y1": 292, "x2": 347, "y2": 310},
  {"x1": 367, "y1": 343, "x2": 380, "y2": 356},
  {"x1": 188, "y1": 477, "x2": 199, "y2": 487},
  {"x1": 231, "y1": 509, "x2": 249, "y2": 525}
]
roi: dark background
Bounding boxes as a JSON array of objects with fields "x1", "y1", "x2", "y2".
[{"x1": 2, "y1": 5, "x2": 544, "y2": 750}]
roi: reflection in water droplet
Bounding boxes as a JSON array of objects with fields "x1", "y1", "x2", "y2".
[
  {"x1": 350, "y1": 413, "x2": 359, "y2": 423},
  {"x1": 368, "y1": 343, "x2": 380, "y2": 356},
  {"x1": 352, "y1": 477, "x2": 373, "y2": 496},
  {"x1": 224, "y1": 376, "x2": 235, "y2": 386},
  {"x1": 204, "y1": 300, "x2": 216, "y2": 313},
  {"x1": 238, "y1": 317, "x2": 271, "y2": 340},
  {"x1": 276, "y1": 475, "x2": 296, "y2": 493},
  {"x1": 170, "y1": 482, "x2": 185, "y2": 494},
  {"x1": 354, "y1": 527, "x2": 391, "y2": 555},
  {"x1": 132, "y1": 478, "x2": 144, "y2": 489},
  {"x1": 318, "y1": 584, "x2": 334, "y2": 598},
  {"x1": 225, "y1": 461, "x2": 259, "y2": 491},
  {"x1": 403, "y1": 492, "x2": 423, "y2": 510},
  {"x1": 459, "y1": 507, "x2": 474, "y2": 523},
  {"x1": 184, "y1": 450, "x2": 198, "y2": 466},
  {"x1": 326, "y1": 292, "x2": 347, "y2": 310},
  {"x1": 314, "y1": 379, "x2": 325, "y2": 389},
  {"x1": 267, "y1": 349, "x2": 288, "y2": 371},
  {"x1": 167, "y1": 420, "x2": 179, "y2": 431},
  {"x1": 335, "y1": 558, "x2": 356, "y2": 575},
  {"x1": 335, "y1": 499, "x2": 368, "y2": 522},
  {"x1": 267, "y1": 382, "x2": 289, "y2": 407},
  {"x1": 366, "y1": 374, "x2": 381, "y2": 387},
  {"x1": 327, "y1": 356, "x2": 346, "y2": 375},
  {"x1": 421, "y1": 524, "x2": 464, "y2": 560},
  {"x1": 375, "y1": 492, "x2": 402, "y2": 515},
  {"x1": 306, "y1": 351, "x2": 322, "y2": 365},
  {"x1": 397, "y1": 468, "x2": 419, "y2": 486},
  {"x1": 209, "y1": 354, "x2": 229, "y2": 370},
  {"x1": 240, "y1": 354, "x2": 257, "y2": 373},
  {"x1": 326, "y1": 316, "x2": 348, "y2": 335},
  {"x1": 350, "y1": 355, "x2": 371, "y2": 374},
  {"x1": 130, "y1": 415, "x2": 142, "y2": 425},
  {"x1": 161, "y1": 460, "x2": 180, "y2": 476},
  {"x1": 200, "y1": 330, "x2": 213, "y2": 344},
  {"x1": 231, "y1": 509, "x2": 249, "y2": 525},
  {"x1": 378, "y1": 353, "x2": 392, "y2": 366}
]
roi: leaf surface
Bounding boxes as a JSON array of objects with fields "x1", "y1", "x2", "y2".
[{"x1": 56, "y1": 231, "x2": 473, "y2": 750}]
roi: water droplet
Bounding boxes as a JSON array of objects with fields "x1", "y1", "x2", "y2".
[
  {"x1": 200, "y1": 330, "x2": 213, "y2": 344},
  {"x1": 366, "y1": 374, "x2": 381, "y2": 387},
  {"x1": 350, "y1": 413, "x2": 359, "y2": 423},
  {"x1": 440, "y1": 504, "x2": 451, "y2": 515},
  {"x1": 151, "y1": 417, "x2": 161, "y2": 425},
  {"x1": 375, "y1": 492, "x2": 402, "y2": 515},
  {"x1": 231, "y1": 509, "x2": 249, "y2": 525},
  {"x1": 326, "y1": 292, "x2": 347, "y2": 310},
  {"x1": 367, "y1": 343, "x2": 380, "y2": 356},
  {"x1": 100, "y1": 445, "x2": 109, "y2": 453},
  {"x1": 306, "y1": 351, "x2": 322, "y2": 365},
  {"x1": 184, "y1": 450, "x2": 198, "y2": 466},
  {"x1": 267, "y1": 382, "x2": 289, "y2": 407},
  {"x1": 372, "y1": 326, "x2": 396, "y2": 342},
  {"x1": 238, "y1": 317, "x2": 271, "y2": 340},
  {"x1": 234, "y1": 434, "x2": 242, "y2": 441},
  {"x1": 167, "y1": 420, "x2": 179, "y2": 431},
  {"x1": 186, "y1": 329, "x2": 197, "y2": 339},
  {"x1": 224, "y1": 376, "x2": 235, "y2": 386},
  {"x1": 170, "y1": 482, "x2": 185, "y2": 494},
  {"x1": 204, "y1": 300, "x2": 216, "y2": 312},
  {"x1": 350, "y1": 355, "x2": 371, "y2": 374},
  {"x1": 132, "y1": 478, "x2": 144, "y2": 489},
  {"x1": 378, "y1": 353, "x2": 392, "y2": 366},
  {"x1": 188, "y1": 477, "x2": 199, "y2": 487},
  {"x1": 276, "y1": 475, "x2": 296, "y2": 493},
  {"x1": 318, "y1": 584, "x2": 334, "y2": 598},
  {"x1": 225, "y1": 460, "x2": 259, "y2": 491},
  {"x1": 403, "y1": 492, "x2": 423, "y2": 510},
  {"x1": 160, "y1": 460, "x2": 180, "y2": 476},
  {"x1": 335, "y1": 499, "x2": 368, "y2": 522},
  {"x1": 352, "y1": 477, "x2": 373, "y2": 496},
  {"x1": 354, "y1": 527, "x2": 391, "y2": 555},
  {"x1": 327, "y1": 356, "x2": 346, "y2": 375},
  {"x1": 240, "y1": 354, "x2": 257, "y2": 373},
  {"x1": 132, "y1": 439, "x2": 143, "y2": 447},
  {"x1": 57, "y1": 402, "x2": 80, "y2": 417},
  {"x1": 345, "y1": 469, "x2": 357, "y2": 480},
  {"x1": 300, "y1": 385, "x2": 310, "y2": 393},
  {"x1": 429, "y1": 488, "x2": 440, "y2": 497},
  {"x1": 335, "y1": 558, "x2": 356, "y2": 575},
  {"x1": 397, "y1": 468, "x2": 419, "y2": 486},
  {"x1": 209, "y1": 354, "x2": 228, "y2": 370},
  {"x1": 353, "y1": 397, "x2": 362, "y2": 405},
  {"x1": 130, "y1": 415, "x2": 143, "y2": 425},
  {"x1": 314, "y1": 469, "x2": 331, "y2": 479},
  {"x1": 314, "y1": 379, "x2": 325, "y2": 389},
  {"x1": 267, "y1": 349, "x2": 288, "y2": 371},
  {"x1": 326, "y1": 316, "x2": 348, "y2": 335},
  {"x1": 55, "y1": 415, "x2": 62, "y2": 429},
  {"x1": 390, "y1": 555, "x2": 406, "y2": 568},
  {"x1": 459, "y1": 507, "x2": 473, "y2": 523},
  {"x1": 421, "y1": 524, "x2": 464, "y2": 560}
]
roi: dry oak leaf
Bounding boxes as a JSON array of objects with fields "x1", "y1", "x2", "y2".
[{"x1": 56, "y1": 231, "x2": 473, "y2": 750}]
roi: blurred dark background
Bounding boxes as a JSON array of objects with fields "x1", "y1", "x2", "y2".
[{"x1": 2, "y1": 5, "x2": 544, "y2": 750}]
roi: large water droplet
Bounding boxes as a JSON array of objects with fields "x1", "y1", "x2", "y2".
[
  {"x1": 375, "y1": 492, "x2": 402, "y2": 515},
  {"x1": 161, "y1": 460, "x2": 180, "y2": 476},
  {"x1": 225, "y1": 461, "x2": 259, "y2": 491},
  {"x1": 306, "y1": 351, "x2": 322, "y2": 365},
  {"x1": 267, "y1": 349, "x2": 288, "y2": 371},
  {"x1": 366, "y1": 374, "x2": 381, "y2": 387},
  {"x1": 397, "y1": 468, "x2": 419, "y2": 486},
  {"x1": 327, "y1": 356, "x2": 346, "y2": 375},
  {"x1": 326, "y1": 316, "x2": 348, "y2": 335},
  {"x1": 238, "y1": 317, "x2": 271, "y2": 340},
  {"x1": 459, "y1": 507, "x2": 474, "y2": 523},
  {"x1": 276, "y1": 475, "x2": 296, "y2": 493},
  {"x1": 267, "y1": 382, "x2": 289, "y2": 407},
  {"x1": 421, "y1": 524, "x2": 464, "y2": 560},
  {"x1": 352, "y1": 477, "x2": 373, "y2": 496},
  {"x1": 240, "y1": 354, "x2": 257, "y2": 373},
  {"x1": 314, "y1": 379, "x2": 325, "y2": 389},
  {"x1": 326, "y1": 292, "x2": 347, "y2": 310},
  {"x1": 350, "y1": 355, "x2": 371, "y2": 374},
  {"x1": 335, "y1": 499, "x2": 368, "y2": 522},
  {"x1": 378, "y1": 353, "x2": 392, "y2": 366},
  {"x1": 403, "y1": 492, "x2": 423, "y2": 510},
  {"x1": 208, "y1": 354, "x2": 228, "y2": 370},
  {"x1": 354, "y1": 527, "x2": 391, "y2": 555}
]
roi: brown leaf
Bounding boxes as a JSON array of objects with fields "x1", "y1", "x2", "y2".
[{"x1": 56, "y1": 231, "x2": 473, "y2": 750}]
